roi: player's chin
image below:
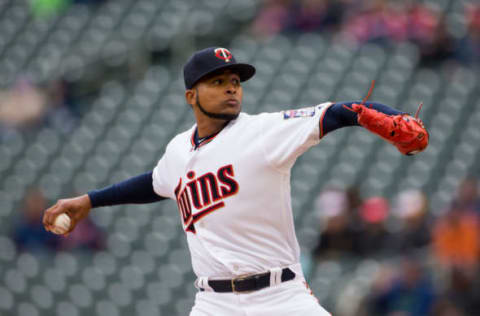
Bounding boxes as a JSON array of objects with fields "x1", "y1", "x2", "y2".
[{"x1": 219, "y1": 108, "x2": 241, "y2": 121}]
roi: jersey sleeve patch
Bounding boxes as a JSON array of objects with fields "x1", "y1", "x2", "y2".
[{"x1": 282, "y1": 106, "x2": 315, "y2": 119}]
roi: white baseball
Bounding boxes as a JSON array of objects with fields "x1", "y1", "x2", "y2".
[{"x1": 52, "y1": 213, "x2": 71, "y2": 235}]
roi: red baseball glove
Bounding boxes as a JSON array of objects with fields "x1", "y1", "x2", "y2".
[{"x1": 350, "y1": 103, "x2": 429, "y2": 155}]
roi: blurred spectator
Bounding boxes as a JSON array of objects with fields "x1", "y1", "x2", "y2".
[
  {"x1": 30, "y1": 0, "x2": 107, "y2": 19},
  {"x1": 432, "y1": 178, "x2": 480, "y2": 269},
  {"x1": 391, "y1": 190, "x2": 431, "y2": 254},
  {"x1": 12, "y1": 188, "x2": 60, "y2": 252},
  {"x1": 12, "y1": 187, "x2": 105, "y2": 253},
  {"x1": 44, "y1": 79, "x2": 78, "y2": 133},
  {"x1": 0, "y1": 77, "x2": 78, "y2": 133},
  {"x1": 251, "y1": 0, "x2": 479, "y2": 67},
  {"x1": 251, "y1": 0, "x2": 346, "y2": 38},
  {"x1": 0, "y1": 78, "x2": 47, "y2": 130},
  {"x1": 367, "y1": 257, "x2": 435, "y2": 316},
  {"x1": 312, "y1": 189, "x2": 359, "y2": 259},
  {"x1": 345, "y1": 186, "x2": 363, "y2": 213},
  {"x1": 287, "y1": 0, "x2": 345, "y2": 34},
  {"x1": 251, "y1": 0, "x2": 292, "y2": 38},
  {"x1": 431, "y1": 298, "x2": 466, "y2": 316},
  {"x1": 341, "y1": 0, "x2": 409, "y2": 45},
  {"x1": 341, "y1": 0, "x2": 447, "y2": 52},
  {"x1": 30, "y1": 0, "x2": 70, "y2": 18},
  {"x1": 456, "y1": 5, "x2": 480, "y2": 65},
  {"x1": 57, "y1": 191, "x2": 106, "y2": 251},
  {"x1": 443, "y1": 266, "x2": 480, "y2": 316},
  {"x1": 431, "y1": 178, "x2": 480, "y2": 314},
  {"x1": 356, "y1": 196, "x2": 391, "y2": 256},
  {"x1": 407, "y1": 2, "x2": 439, "y2": 45},
  {"x1": 312, "y1": 189, "x2": 398, "y2": 260},
  {"x1": 58, "y1": 218, "x2": 105, "y2": 251},
  {"x1": 416, "y1": 18, "x2": 456, "y2": 67},
  {"x1": 451, "y1": 177, "x2": 480, "y2": 213},
  {"x1": 432, "y1": 204, "x2": 480, "y2": 269}
]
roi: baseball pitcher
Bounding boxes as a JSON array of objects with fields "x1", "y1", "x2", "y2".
[{"x1": 43, "y1": 47, "x2": 429, "y2": 315}]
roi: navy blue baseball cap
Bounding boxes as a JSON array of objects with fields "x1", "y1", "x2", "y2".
[{"x1": 183, "y1": 47, "x2": 256, "y2": 89}]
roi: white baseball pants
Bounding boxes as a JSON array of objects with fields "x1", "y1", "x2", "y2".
[{"x1": 189, "y1": 278, "x2": 331, "y2": 316}]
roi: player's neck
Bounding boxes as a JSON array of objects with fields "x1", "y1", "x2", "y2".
[{"x1": 196, "y1": 118, "x2": 229, "y2": 138}]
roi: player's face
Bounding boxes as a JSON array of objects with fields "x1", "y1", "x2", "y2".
[{"x1": 188, "y1": 70, "x2": 243, "y2": 121}]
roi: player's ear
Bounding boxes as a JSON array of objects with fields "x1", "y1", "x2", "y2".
[{"x1": 185, "y1": 89, "x2": 195, "y2": 107}]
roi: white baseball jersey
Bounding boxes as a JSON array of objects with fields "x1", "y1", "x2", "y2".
[{"x1": 152, "y1": 102, "x2": 332, "y2": 279}]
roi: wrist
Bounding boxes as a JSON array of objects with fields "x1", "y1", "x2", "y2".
[{"x1": 80, "y1": 194, "x2": 92, "y2": 210}]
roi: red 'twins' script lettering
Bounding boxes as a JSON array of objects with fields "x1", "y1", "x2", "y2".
[{"x1": 175, "y1": 164, "x2": 238, "y2": 233}]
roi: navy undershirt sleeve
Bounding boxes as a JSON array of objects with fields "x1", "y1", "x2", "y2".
[
  {"x1": 87, "y1": 171, "x2": 165, "y2": 208},
  {"x1": 322, "y1": 101, "x2": 406, "y2": 136}
]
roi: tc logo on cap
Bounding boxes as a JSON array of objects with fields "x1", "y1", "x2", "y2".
[{"x1": 214, "y1": 48, "x2": 232, "y2": 62}]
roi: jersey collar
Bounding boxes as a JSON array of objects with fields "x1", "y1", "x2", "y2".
[{"x1": 190, "y1": 121, "x2": 229, "y2": 150}]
